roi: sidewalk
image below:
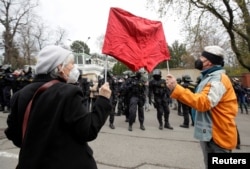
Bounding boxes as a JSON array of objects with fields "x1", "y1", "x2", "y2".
[{"x1": 0, "y1": 105, "x2": 250, "y2": 169}]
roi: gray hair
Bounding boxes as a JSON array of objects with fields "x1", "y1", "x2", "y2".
[{"x1": 50, "y1": 53, "x2": 75, "y2": 78}]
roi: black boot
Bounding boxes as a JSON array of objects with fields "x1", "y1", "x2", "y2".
[
  {"x1": 164, "y1": 123, "x2": 173, "y2": 130},
  {"x1": 109, "y1": 123, "x2": 115, "y2": 129},
  {"x1": 164, "y1": 113, "x2": 173, "y2": 129},
  {"x1": 128, "y1": 125, "x2": 133, "y2": 131},
  {"x1": 245, "y1": 105, "x2": 248, "y2": 114},
  {"x1": 140, "y1": 124, "x2": 145, "y2": 131},
  {"x1": 180, "y1": 124, "x2": 189, "y2": 128},
  {"x1": 159, "y1": 124, "x2": 163, "y2": 130}
]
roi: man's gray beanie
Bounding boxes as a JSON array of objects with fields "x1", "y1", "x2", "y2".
[{"x1": 35, "y1": 45, "x2": 72, "y2": 75}]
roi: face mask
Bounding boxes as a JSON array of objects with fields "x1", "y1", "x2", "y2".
[
  {"x1": 136, "y1": 73, "x2": 141, "y2": 79},
  {"x1": 194, "y1": 59, "x2": 203, "y2": 70},
  {"x1": 67, "y1": 66, "x2": 80, "y2": 84},
  {"x1": 153, "y1": 75, "x2": 161, "y2": 81}
]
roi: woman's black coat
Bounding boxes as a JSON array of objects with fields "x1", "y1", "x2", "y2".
[{"x1": 5, "y1": 77, "x2": 112, "y2": 169}]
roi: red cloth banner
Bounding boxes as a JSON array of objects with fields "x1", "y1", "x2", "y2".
[{"x1": 102, "y1": 7, "x2": 170, "y2": 72}]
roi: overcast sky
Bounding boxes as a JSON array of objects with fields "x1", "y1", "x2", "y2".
[{"x1": 37, "y1": 0, "x2": 182, "y2": 53}]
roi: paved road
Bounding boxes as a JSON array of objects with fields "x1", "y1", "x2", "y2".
[{"x1": 0, "y1": 104, "x2": 250, "y2": 169}]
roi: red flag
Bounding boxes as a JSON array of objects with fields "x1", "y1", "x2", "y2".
[{"x1": 102, "y1": 7, "x2": 170, "y2": 72}]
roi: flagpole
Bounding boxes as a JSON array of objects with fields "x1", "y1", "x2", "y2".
[
  {"x1": 166, "y1": 61, "x2": 170, "y2": 74},
  {"x1": 104, "y1": 55, "x2": 108, "y2": 83}
]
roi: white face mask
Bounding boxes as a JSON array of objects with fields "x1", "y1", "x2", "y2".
[{"x1": 67, "y1": 66, "x2": 80, "y2": 84}]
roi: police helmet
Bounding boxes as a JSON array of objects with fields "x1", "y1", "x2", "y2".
[
  {"x1": 176, "y1": 78, "x2": 182, "y2": 84},
  {"x1": 122, "y1": 70, "x2": 133, "y2": 78},
  {"x1": 138, "y1": 68, "x2": 145, "y2": 74},
  {"x1": 2, "y1": 64, "x2": 11, "y2": 70},
  {"x1": 152, "y1": 69, "x2": 161, "y2": 77},
  {"x1": 182, "y1": 75, "x2": 192, "y2": 82},
  {"x1": 135, "y1": 68, "x2": 144, "y2": 77},
  {"x1": 233, "y1": 78, "x2": 239, "y2": 83}
]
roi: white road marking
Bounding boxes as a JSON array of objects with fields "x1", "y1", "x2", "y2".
[{"x1": 0, "y1": 151, "x2": 18, "y2": 159}]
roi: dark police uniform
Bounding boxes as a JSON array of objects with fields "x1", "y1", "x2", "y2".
[
  {"x1": 2, "y1": 67, "x2": 14, "y2": 113},
  {"x1": 119, "y1": 71, "x2": 133, "y2": 122},
  {"x1": 116, "y1": 78, "x2": 125, "y2": 116},
  {"x1": 148, "y1": 69, "x2": 173, "y2": 130},
  {"x1": 124, "y1": 71, "x2": 146, "y2": 131},
  {"x1": 180, "y1": 75, "x2": 195, "y2": 128},
  {"x1": 98, "y1": 71, "x2": 117, "y2": 129}
]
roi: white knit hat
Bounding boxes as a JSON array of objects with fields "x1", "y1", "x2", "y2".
[
  {"x1": 35, "y1": 45, "x2": 72, "y2": 74},
  {"x1": 202, "y1": 45, "x2": 225, "y2": 66},
  {"x1": 204, "y1": 46, "x2": 225, "y2": 58}
]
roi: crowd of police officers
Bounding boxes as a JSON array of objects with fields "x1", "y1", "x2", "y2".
[
  {"x1": 95, "y1": 68, "x2": 199, "y2": 131},
  {"x1": 0, "y1": 64, "x2": 199, "y2": 131},
  {"x1": 0, "y1": 65, "x2": 33, "y2": 113}
]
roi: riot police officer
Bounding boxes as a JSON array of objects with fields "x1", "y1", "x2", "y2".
[
  {"x1": 2, "y1": 65, "x2": 14, "y2": 113},
  {"x1": 179, "y1": 75, "x2": 195, "y2": 128},
  {"x1": 148, "y1": 69, "x2": 173, "y2": 130},
  {"x1": 119, "y1": 70, "x2": 133, "y2": 122},
  {"x1": 98, "y1": 70, "x2": 118, "y2": 129},
  {"x1": 176, "y1": 78, "x2": 183, "y2": 116},
  {"x1": 124, "y1": 70, "x2": 146, "y2": 131},
  {"x1": 116, "y1": 77, "x2": 125, "y2": 116}
]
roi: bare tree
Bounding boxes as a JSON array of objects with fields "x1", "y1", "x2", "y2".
[
  {"x1": 33, "y1": 22, "x2": 50, "y2": 50},
  {"x1": 0, "y1": 0, "x2": 38, "y2": 65},
  {"x1": 54, "y1": 26, "x2": 68, "y2": 46},
  {"x1": 17, "y1": 10, "x2": 40, "y2": 67},
  {"x1": 186, "y1": 23, "x2": 228, "y2": 58},
  {"x1": 147, "y1": 0, "x2": 250, "y2": 71},
  {"x1": 32, "y1": 22, "x2": 68, "y2": 50}
]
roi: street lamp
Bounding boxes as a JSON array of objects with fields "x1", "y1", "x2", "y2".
[
  {"x1": 85, "y1": 37, "x2": 90, "y2": 45},
  {"x1": 83, "y1": 37, "x2": 91, "y2": 54}
]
